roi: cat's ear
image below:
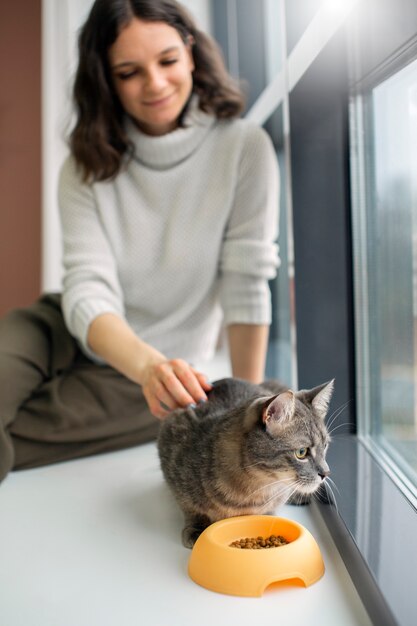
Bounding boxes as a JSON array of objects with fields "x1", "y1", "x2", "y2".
[
  {"x1": 299, "y1": 379, "x2": 335, "y2": 420},
  {"x1": 262, "y1": 391, "x2": 295, "y2": 432}
]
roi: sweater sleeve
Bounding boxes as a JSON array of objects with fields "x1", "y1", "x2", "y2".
[
  {"x1": 58, "y1": 156, "x2": 126, "y2": 361},
  {"x1": 218, "y1": 123, "x2": 280, "y2": 325}
]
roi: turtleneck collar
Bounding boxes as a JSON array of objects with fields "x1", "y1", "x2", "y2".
[{"x1": 124, "y1": 95, "x2": 216, "y2": 170}]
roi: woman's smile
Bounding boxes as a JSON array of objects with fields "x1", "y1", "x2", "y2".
[{"x1": 142, "y1": 92, "x2": 175, "y2": 107}]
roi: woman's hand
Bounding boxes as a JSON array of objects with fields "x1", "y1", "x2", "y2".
[
  {"x1": 87, "y1": 314, "x2": 212, "y2": 418},
  {"x1": 141, "y1": 358, "x2": 213, "y2": 419}
]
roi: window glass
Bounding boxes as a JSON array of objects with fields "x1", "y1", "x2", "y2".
[{"x1": 355, "y1": 57, "x2": 417, "y2": 486}]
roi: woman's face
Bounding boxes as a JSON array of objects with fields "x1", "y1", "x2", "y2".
[{"x1": 108, "y1": 18, "x2": 194, "y2": 136}]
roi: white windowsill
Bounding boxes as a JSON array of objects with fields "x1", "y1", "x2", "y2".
[{"x1": 0, "y1": 442, "x2": 372, "y2": 626}]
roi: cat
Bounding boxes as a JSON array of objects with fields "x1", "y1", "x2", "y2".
[{"x1": 157, "y1": 377, "x2": 333, "y2": 548}]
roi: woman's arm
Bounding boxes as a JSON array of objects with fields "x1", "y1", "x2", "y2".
[
  {"x1": 218, "y1": 125, "x2": 279, "y2": 385},
  {"x1": 88, "y1": 313, "x2": 211, "y2": 419},
  {"x1": 227, "y1": 323, "x2": 269, "y2": 383}
]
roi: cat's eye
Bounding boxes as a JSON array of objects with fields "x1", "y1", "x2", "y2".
[{"x1": 295, "y1": 447, "x2": 309, "y2": 459}]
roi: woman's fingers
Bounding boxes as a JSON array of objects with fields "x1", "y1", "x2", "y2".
[
  {"x1": 191, "y1": 367, "x2": 213, "y2": 391},
  {"x1": 144, "y1": 363, "x2": 194, "y2": 417},
  {"x1": 143, "y1": 359, "x2": 213, "y2": 418},
  {"x1": 170, "y1": 359, "x2": 210, "y2": 403},
  {"x1": 157, "y1": 364, "x2": 197, "y2": 406},
  {"x1": 144, "y1": 377, "x2": 179, "y2": 418},
  {"x1": 154, "y1": 383, "x2": 179, "y2": 412}
]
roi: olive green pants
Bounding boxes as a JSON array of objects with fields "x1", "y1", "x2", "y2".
[{"x1": 0, "y1": 294, "x2": 159, "y2": 483}]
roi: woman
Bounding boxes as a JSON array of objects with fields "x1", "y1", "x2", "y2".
[{"x1": 0, "y1": 0, "x2": 279, "y2": 482}]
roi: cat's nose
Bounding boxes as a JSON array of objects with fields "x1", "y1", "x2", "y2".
[{"x1": 318, "y1": 469, "x2": 330, "y2": 480}]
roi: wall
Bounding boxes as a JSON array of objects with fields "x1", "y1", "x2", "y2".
[{"x1": 0, "y1": 2, "x2": 41, "y2": 314}]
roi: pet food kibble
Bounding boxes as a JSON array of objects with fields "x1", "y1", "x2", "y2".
[{"x1": 229, "y1": 534, "x2": 289, "y2": 549}]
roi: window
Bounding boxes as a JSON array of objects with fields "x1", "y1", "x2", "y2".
[
  {"x1": 347, "y1": 22, "x2": 417, "y2": 624},
  {"x1": 351, "y1": 56, "x2": 417, "y2": 500}
]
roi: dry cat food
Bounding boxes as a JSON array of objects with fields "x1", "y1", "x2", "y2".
[{"x1": 229, "y1": 534, "x2": 289, "y2": 549}]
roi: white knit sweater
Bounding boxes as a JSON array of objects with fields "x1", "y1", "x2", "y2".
[{"x1": 58, "y1": 101, "x2": 280, "y2": 365}]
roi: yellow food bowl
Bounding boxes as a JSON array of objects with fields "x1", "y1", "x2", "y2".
[{"x1": 188, "y1": 515, "x2": 324, "y2": 597}]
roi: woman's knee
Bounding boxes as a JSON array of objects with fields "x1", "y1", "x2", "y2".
[
  {"x1": 0, "y1": 294, "x2": 77, "y2": 377},
  {"x1": 0, "y1": 295, "x2": 78, "y2": 423}
]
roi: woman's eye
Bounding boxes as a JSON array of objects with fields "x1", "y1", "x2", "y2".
[
  {"x1": 117, "y1": 71, "x2": 138, "y2": 80},
  {"x1": 161, "y1": 58, "x2": 178, "y2": 66},
  {"x1": 295, "y1": 448, "x2": 308, "y2": 460}
]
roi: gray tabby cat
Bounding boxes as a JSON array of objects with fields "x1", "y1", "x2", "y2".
[{"x1": 158, "y1": 377, "x2": 333, "y2": 548}]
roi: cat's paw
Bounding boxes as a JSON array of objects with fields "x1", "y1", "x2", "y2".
[
  {"x1": 182, "y1": 514, "x2": 212, "y2": 548},
  {"x1": 182, "y1": 526, "x2": 202, "y2": 549}
]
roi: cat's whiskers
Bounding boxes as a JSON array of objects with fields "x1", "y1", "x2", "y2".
[
  {"x1": 247, "y1": 475, "x2": 294, "y2": 498},
  {"x1": 321, "y1": 480, "x2": 339, "y2": 515},
  {"x1": 291, "y1": 489, "x2": 309, "y2": 506},
  {"x1": 259, "y1": 482, "x2": 299, "y2": 511},
  {"x1": 326, "y1": 476, "x2": 340, "y2": 496},
  {"x1": 328, "y1": 422, "x2": 352, "y2": 436},
  {"x1": 326, "y1": 399, "x2": 351, "y2": 430},
  {"x1": 326, "y1": 399, "x2": 353, "y2": 432},
  {"x1": 261, "y1": 477, "x2": 306, "y2": 510},
  {"x1": 251, "y1": 477, "x2": 294, "y2": 495},
  {"x1": 243, "y1": 478, "x2": 298, "y2": 511},
  {"x1": 283, "y1": 479, "x2": 308, "y2": 505}
]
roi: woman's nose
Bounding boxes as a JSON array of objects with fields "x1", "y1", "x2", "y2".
[{"x1": 145, "y1": 69, "x2": 167, "y2": 92}]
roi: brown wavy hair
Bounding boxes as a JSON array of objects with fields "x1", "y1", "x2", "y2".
[{"x1": 69, "y1": 0, "x2": 245, "y2": 182}]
